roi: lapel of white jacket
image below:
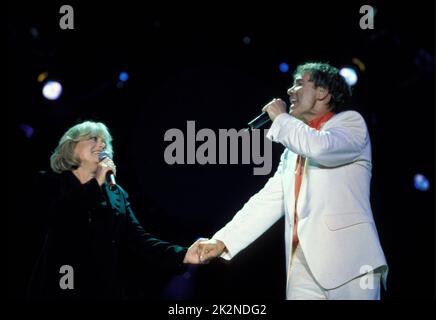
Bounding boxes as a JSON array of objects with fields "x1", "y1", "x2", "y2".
[{"x1": 294, "y1": 116, "x2": 333, "y2": 220}]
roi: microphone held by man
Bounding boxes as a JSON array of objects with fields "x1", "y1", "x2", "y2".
[{"x1": 247, "y1": 98, "x2": 288, "y2": 130}]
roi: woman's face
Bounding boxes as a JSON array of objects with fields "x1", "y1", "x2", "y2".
[{"x1": 74, "y1": 136, "x2": 106, "y2": 171}]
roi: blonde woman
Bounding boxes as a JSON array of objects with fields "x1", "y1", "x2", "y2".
[{"x1": 27, "y1": 121, "x2": 203, "y2": 299}]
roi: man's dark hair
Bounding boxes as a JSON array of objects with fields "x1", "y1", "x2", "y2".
[{"x1": 293, "y1": 62, "x2": 352, "y2": 112}]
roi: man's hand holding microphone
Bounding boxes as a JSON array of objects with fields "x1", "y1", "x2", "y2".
[{"x1": 262, "y1": 98, "x2": 287, "y2": 121}]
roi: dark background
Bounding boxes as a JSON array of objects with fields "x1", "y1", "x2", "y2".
[{"x1": 8, "y1": 1, "x2": 435, "y2": 300}]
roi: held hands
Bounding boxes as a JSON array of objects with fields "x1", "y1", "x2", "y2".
[
  {"x1": 183, "y1": 238, "x2": 227, "y2": 264},
  {"x1": 183, "y1": 238, "x2": 209, "y2": 264},
  {"x1": 262, "y1": 98, "x2": 287, "y2": 122},
  {"x1": 197, "y1": 239, "x2": 227, "y2": 263}
]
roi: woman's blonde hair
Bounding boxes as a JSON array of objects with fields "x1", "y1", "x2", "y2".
[{"x1": 50, "y1": 121, "x2": 113, "y2": 173}]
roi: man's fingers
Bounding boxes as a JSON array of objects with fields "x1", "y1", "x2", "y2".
[
  {"x1": 192, "y1": 238, "x2": 208, "y2": 256},
  {"x1": 262, "y1": 98, "x2": 281, "y2": 112},
  {"x1": 200, "y1": 250, "x2": 214, "y2": 263},
  {"x1": 196, "y1": 244, "x2": 204, "y2": 258},
  {"x1": 199, "y1": 244, "x2": 221, "y2": 263},
  {"x1": 199, "y1": 245, "x2": 210, "y2": 257}
]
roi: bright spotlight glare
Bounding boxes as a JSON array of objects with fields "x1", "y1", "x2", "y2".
[
  {"x1": 414, "y1": 174, "x2": 430, "y2": 191},
  {"x1": 339, "y1": 67, "x2": 358, "y2": 86},
  {"x1": 42, "y1": 81, "x2": 62, "y2": 100},
  {"x1": 279, "y1": 62, "x2": 289, "y2": 73},
  {"x1": 119, "y1": 72, "x2": 129, "y2": 82}
]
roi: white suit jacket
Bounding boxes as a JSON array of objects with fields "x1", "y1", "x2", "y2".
[{"x1": 213, "y1": 110, "x2": 388, "y2": 291}]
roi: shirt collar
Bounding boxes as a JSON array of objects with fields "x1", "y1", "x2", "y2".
[{"x1": 307, "y1": 111, "x2": 335, "y2": 130}]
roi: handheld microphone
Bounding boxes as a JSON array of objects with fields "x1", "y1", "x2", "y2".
[
  {"x1": 247, "y1": 112, "x2": 271, "y2": 130},
  {"x1": 98, "y1": 151, "x2": 117, "y2": 191},
  {"x1": 246, "y1": 98, "x2": 288, "y2": 130}
]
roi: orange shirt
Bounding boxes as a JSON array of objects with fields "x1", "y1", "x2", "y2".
[{"x1": 292, "y1": 112, "x2": 335, "y2": 248}]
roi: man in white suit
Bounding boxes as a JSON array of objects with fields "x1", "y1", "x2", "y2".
[{"x1": 197, "y1": 62, "x2": 388, "y2": 300}]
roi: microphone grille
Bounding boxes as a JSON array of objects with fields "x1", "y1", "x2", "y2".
[{"x1": 98, "y1": 151, "x2": 111, "y2": 161}]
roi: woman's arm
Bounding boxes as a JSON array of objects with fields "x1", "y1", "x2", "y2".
[{"x1": 124, "y1": 194, "x2": 188, "y2": 273}]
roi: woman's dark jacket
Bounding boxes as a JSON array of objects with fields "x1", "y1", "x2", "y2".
[{"x1": 27, "y1": 170, "x2": 188, "y2": 299}]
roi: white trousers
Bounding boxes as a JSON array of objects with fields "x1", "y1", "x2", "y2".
[{"x1": 287, "y1": 245, "x2": 381, "y2": 300}]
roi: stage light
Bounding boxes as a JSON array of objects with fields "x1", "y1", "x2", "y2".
[
  {"x1": 279, "y1": 62, "x2": 289, "y2": 73},
  {"x1": 30, "y1": 27, "x2": 39, "y2": 39},
  {"x1": 242, "y1": 36, "x2": 251, "y2": 45},
  {"x1": 42, "y1": 80, "x2": 63, "y2": 100},
  {"x1": 339, "y1": 67, "x2": 358, "y2": 86},
  {"x1": 414, "y1": 174, "x2": 429, "y2": 191},
  {"x1": 119, "y1": 71, "x2": 129, "y2": 82},
  {"x1": 19, "y1": 124, "x2": 34, "y2": 138},
  {"x1": 37, "y1": 72, "x2": 48, "y2": 83},
  {"x1": 352, "y1": 58, "x2": 366, "y2": 72}
]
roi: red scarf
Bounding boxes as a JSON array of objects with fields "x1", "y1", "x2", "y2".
[{"x1": 292, "y1": 111, "x2": 335, "y2": 249}]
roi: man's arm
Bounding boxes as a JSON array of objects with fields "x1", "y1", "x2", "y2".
[
  {"x1": 268, "y1": 111, "x2": 369, "y2": 167},
  {"x1": 199, "y1": 154, "x2": 286, "y2": 262}
]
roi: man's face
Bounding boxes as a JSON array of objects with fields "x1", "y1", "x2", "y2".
[{"x1": 287, "y1": 72, "x2": 319, "y2": 120}]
